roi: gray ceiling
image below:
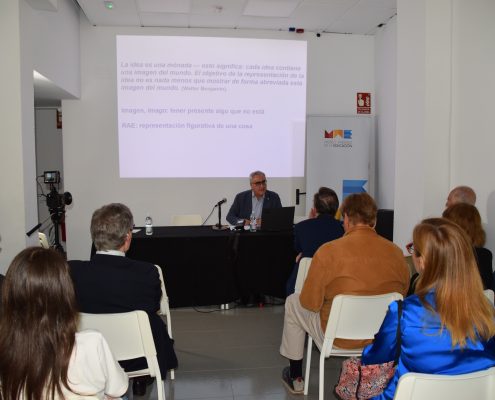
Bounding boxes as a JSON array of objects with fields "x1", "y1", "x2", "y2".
[{"x1": 34, "y1": 0, "x2": 396, "y2": 107}]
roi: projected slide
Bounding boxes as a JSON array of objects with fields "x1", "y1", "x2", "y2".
[{"x1": 117, "y1": 35, "x2": 307, "y2": 178}]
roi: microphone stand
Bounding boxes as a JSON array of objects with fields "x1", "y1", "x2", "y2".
[{"x1": 212, "y1": 202, "x2": 228, "y2": 231}]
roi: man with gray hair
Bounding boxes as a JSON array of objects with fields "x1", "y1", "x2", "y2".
[
  {"x1": 226, "y1": 170, "x2": 282, "y2": 225},
  {"x1": 445, "y1": 185, "x2": 476, "y2": 208},
  {"x1": 69, "y1": 203, "x2": 178, "y2": 397}
]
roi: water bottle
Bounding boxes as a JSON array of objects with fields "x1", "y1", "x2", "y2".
[
  {"x1": 249, "y1": 212, "x2": 257, "y2": 232},
  {"x1": 145, "y1": 215, "x2": 153, "y2": 235}
]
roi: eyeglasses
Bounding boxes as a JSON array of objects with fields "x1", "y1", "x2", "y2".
[
  {"x1": 251, "y1": 180, "x2": 267, "y2": 186},
  {"x1": 406, "y1": 242, "x2": 415, "y2": 255}
]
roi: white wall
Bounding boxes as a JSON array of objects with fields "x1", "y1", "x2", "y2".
[
  {"x1": 374, "y1": 16, "x2": 397, "y2": 210},
  {"x1": 63, "y1": 19, "x2": 374, "y2": 259},
  {"x1": 451, "y1": 0, "x2": 495, "y2": 255},
  {"x1": 394, "y1": 0, "x2": 495, "y2": 262},
  {"x1": 31, "y1": 0, "x2": 80, "y2": 97},
  {"x1": 0, "y1": 0, "x2": 79, "y2": 271},
  {"x1": 0, "y1": 0, "x2": 27, "y2": 271}
]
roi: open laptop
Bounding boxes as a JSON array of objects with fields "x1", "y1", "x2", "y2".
[{"x1": 260, "y1": 206, "x2": 295, "y2": 231}]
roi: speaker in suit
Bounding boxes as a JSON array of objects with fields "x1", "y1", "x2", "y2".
[
  {"x1": 226, "y1": 189, "x2": 282, "y2": 225},
  {"x1": 226, "y1": 171, "x2": 282, "y2": 225}
]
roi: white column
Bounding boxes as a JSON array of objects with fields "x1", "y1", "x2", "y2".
[
  {"x1": 0, "y1": 0, "x2": 38, "y2": 271},
  {"x1": 394, "y1": 0, "x2": 453, "y2": 249}
]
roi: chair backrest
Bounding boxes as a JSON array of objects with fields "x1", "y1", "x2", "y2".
[
  {"x1": 79, "y1": 311, "x2": 160, "y2": 378},
  {"x1": 155, "y1": 264, "x2": 171, "y2": 330},
  {"x1": 294, "y1": 257, "x2": 312, "y2": 293},
  {"x1": 172, "y1": 214, "x2": 202, "y2": 226},
  {"x1": 484, "y1": 289, "x2": 494, "y2": 304},
  {"x1": 393, "y1": 367, "x2": 495, "y2": 400},
  {"x1": 324, "y1": 293, "x2": 403, "y2": 356}
]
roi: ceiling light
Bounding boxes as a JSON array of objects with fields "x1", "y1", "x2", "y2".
[{"x1": 104, "y1": 1, "x2": 114, "y2": 10}]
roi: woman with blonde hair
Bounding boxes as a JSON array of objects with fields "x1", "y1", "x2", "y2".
[
  {"x1": 360, "y1": 218, "x2": 495, "y2": 400},
  {"x1": 0, "y1": 247, "x2": 128, "y2": 400},
  {"x1": 443, "y1": 202, "x2": 493, "y2": 289}
]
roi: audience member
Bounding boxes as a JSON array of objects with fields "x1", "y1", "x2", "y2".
[
  {"x1": 445, "y1": 185, "x2": 476, "y2": 208},
  {"x1": 279, "y1": 193, "x2": 409, "y2": 394},
  {"x1": 69, "y1": 203, "x2": 178, "y2": 396},
  {"x1": 0, "y1": 247, "x2": 128, "y2": 400},
  {"x1": 442, "y1": 203, "x2": 493, "y2": 289},
  {"x1": 286, "y1": 187, "x2": 344, "y2": 295},
  {"x1": 362, "y1": 218, "x2": 495, "y2": 400},
  {"x1": 226, "y1": 170, "x2": 282, "y2": 226}
]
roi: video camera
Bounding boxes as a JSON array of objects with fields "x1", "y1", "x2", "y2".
[
  {"x1": 44, "y1": 171, "x2": 73, "y2": 215},
  {"x1": 43, "y1": 171, "x2": 72, "y2": 254}
]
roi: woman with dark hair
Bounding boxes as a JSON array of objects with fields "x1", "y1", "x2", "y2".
[
  {"x1": 0, "y1": 247, "x2": 128, "y2": 400},
  {"x1": 442, "y1": 202, "x2": 493, "y2": 289},
  {"x1": 361, "y1": 218, "x2": 495, "y2": 400}
]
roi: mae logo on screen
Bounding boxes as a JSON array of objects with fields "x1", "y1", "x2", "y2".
[{"x1": 324, "y1": 129, "x2": 352, "y2": 148}]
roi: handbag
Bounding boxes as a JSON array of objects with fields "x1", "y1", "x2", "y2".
[{"x1": 335, "y1": 300, "x2": 403, "y2": 400}]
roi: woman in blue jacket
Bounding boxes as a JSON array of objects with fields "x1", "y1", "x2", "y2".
[{"x1": 361, "y1": 218, "x2": 495, "y2": 400}]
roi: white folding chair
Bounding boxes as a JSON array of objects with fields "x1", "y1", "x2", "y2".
[
  {"x1": 79, "y1": 311, "x2": 166, "y2": 400},
  {"x1": 304, "y1": 292, "x2": 403, "y2": 400},
  {"x1": 155, "y1": 264, "x2": 175, "y2": 380},
  {"x1": 294, "y1": 257, "x2": 312, "y2": 294},
  {"x1": 393, "y1": 367, "x2": 495, "y2": 400},
  {"x1": 484, "y1": 289, "x2": 494, "y2": 304},
  {"x1": 171, "y1": 214, "x2": 202, "y2": 226}
]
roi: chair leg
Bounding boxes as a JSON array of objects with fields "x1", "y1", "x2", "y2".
[
  {"x1": 166, "y1": 314, "x2": 175, "y2": 381},
  {"x1": 319, "y1": 352, "x2": 325, "y2": 400},
  {"x1": 153, "y1": 360, "x2": 166, "y2": 400},
  {"x1": 156, "y1": 378, "x2": 166, "y2": 400},
  {"x1": 304, "y1": 335, "x2": 313, "y2": 395}
]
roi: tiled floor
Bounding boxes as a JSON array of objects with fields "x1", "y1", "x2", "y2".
[{"x1": 133, "y1": 302, "x2": 342, "y2": 400}]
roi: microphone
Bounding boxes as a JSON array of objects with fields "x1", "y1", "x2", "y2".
[
  {"x1": 216, "y1": 198, "x2": 227, "y2": 207},
  {"x1": 212, "y1": 198, "x2": 228, "y2": 230}
]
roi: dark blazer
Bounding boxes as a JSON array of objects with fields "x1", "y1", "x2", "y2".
[
  {"x1": 226, "y1": 189, "x2": 282, "y2": 225},
  {"x1": 286, "y1": 214, "x2": 344, "y2": 295},
  {"x1": 475, "y1": 247, "x2": 493, "y2": 290},
  {"x1": 294, "y1": 214, "x2": 344, "y2": 258},
  {"x1": 0, "y1": 273, "x2": 4, "y2": 300},
  {"x1": 69, "y1": 254, "x2": 178, "y2": 376}
]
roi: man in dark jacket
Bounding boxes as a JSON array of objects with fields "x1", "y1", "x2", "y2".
[
  {"x1": 69, "y1": 203, "x2": 178, "y2": 396},
  {"x1": 226, "y1": 170, "x2": 282, "y2": 226},
  {"x1": 286, "y1": 187, "x2": 344, "y2": 295}
]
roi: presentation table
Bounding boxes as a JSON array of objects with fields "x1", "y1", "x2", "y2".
[{"x1": 126, "y1": 226, "x2": 295, "y2": 308}]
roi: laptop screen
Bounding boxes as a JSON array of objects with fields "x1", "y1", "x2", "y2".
[{"x1": 261, "y1": 206, "x2": 295, "y2": 231}]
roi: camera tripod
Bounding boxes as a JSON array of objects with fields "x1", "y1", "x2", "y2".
[{"x1": 50, "y1": 209, "x2": 66, "y2": 256}]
